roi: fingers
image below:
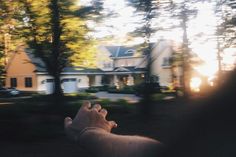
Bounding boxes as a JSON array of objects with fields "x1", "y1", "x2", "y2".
[
  {"x1": 109, "y1": 120, "x2": 118, "y2": 128},
  {"x1": 64, "y1": 117, "x2": 72, "y2": 128},
  {"x1": 81, "y1": 101, "x2": 91, "y2": 110},
  {"x1": 100, "y1": 108, "x2": 108, "y2": 118},
  {"x1": 91, "y1": 104, "x2": 102, "y2": 112}
]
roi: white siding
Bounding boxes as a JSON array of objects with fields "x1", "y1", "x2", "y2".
[{"x1": 151, "y1": 40, "x2": 173, "y2": 86}]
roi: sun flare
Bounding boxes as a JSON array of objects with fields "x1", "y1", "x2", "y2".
[
  {"x1": 79, "y1": 0, "x2": 236, "y2": 80},
  {"x1": 190, "y1": 77, "x2": 202, "y2": 92}
]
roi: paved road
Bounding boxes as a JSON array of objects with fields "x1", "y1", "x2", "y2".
[{"x1": 95, "y1": 91, "x2": 141, "y2": 103}]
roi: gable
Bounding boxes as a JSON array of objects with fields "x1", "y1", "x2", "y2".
[
  {"x1": 114, "y1": 67, "x2": 130, "y2": 72},
  {"x1": 105, "y1": 46, "x2": 137, "y2": 58},
  {"x1": 6, "y1": 47, "x2": 37, "y2": 76}
]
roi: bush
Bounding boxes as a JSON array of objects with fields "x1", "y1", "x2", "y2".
[
  {"x1": 85, "y1": 87, "x2": 99, "y2": 93},
  {"x1": 107, "y1": 86, "x2": 118, "y2": 93},
  {"x1": 134, "y1": 82, "x2": 161, "y2": 96},
  {"x1": 98, "y1": 85, "x2": 109, "y2": 91},
  {"x1": 108, "y1": 86, "x2": 135, "y2": 94},
  {"x1": 122, "y1": 86, "x2": 135, "y2": 94}
]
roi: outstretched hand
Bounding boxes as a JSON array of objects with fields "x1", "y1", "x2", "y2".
[{"x1": 64, "y1": 101, "x2": 117, "y2": 141}]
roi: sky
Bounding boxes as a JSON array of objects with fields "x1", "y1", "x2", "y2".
[
  {"x1": 79, "y1": 0, "x2": 143, "y2": 44},
  {"x1": 78, "y1": 0, "x2": 236, "y2": 78}
]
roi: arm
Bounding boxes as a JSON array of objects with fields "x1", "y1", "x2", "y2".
[
  {"x1": 64, "y1": 101, "x2": 162, "y2": 157},
  {"x1": 80, "y1": 128, "x2": 161, "y2": 157}
]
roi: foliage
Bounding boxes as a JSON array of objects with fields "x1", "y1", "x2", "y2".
[
  {"x1": 108, "y1": 85, "x2": 136, "y2": 94},
  {"x1": 85, "y1": 87, "x2": 100, "y2": 93},
  {"x1": 150, "y1": 93, "x2": 166, "y2": 101},
  {"x1": 215, "y1": 0, "x2": 236, "y2": 48},
  {"x1": 0, "y1": 0, "x2": 99, "y2": 95},
  {"x1": 0, "y1": 0, "x2": 24, "y2": 84},
  {"x1": 13, "y1": 0, "x2": 96, "y2": 68}
]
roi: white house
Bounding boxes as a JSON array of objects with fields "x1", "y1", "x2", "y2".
[
  {"x1": 5, "y1": 41, "x2": 182, "y2": 94},
  {"x1": 97, "y1": 45, "x2": 147, "y2": 88},
  {"x1": 151, "y1": 40, "x2": 183, "y2": 87}
]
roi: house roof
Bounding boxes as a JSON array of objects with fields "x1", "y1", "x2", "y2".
[
  {"x1": 63, "y1": 67, "x2": 104, "y2": 73},
  {"x1": 113, "y1": 66, "x2": 146, "y2": 73},
  {"x1": 105, "y1": 46, "x2": 139, "y2": 58},
  {"x1": 25, "y1": 48, "x2": 47, "y2": 72},
  {"x1": 5, "y1": 47, "x2": 47, "y2": 72},
  {"x1": 20, "y1": 47, "x2": 146, "y2": 75}
]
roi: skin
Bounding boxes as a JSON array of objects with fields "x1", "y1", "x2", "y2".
[{"x1": 64, "y1": 101, "x2": 162, "y2": 157}]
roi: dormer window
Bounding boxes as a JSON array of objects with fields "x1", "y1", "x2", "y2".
[{"x1": 125, "y1": 49, "x2": 134, "y2": 54}]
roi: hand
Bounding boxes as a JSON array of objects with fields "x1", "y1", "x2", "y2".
[{"x1": 64, "y1": 101, "x2": 117, "y2": 140}]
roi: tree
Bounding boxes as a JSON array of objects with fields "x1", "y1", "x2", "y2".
[
  {"x1": 128, "y1": 0, "x2": 210, "y2": 98},
  {"x1": 0, "y1": 0, "x2": 24, "y2": 86},
  {"x1": 126, "y1": 0, "x2": 163, "y2": 115},
  {"x1": 214, "y1": 0, "x2": 236, "y2": 82},
  {"x1": 13, "y1": 0, "x2": 98, "y2": 96}
]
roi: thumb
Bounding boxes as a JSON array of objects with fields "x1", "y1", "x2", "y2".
[{"x1": 64, "y1": 117, "x2": 73, "y2": 128}]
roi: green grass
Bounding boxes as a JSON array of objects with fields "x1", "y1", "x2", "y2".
[
  {"x1": 0, "y1": 95, "x2": 136, "y2": 141},
  {"x1": 151, "y1": 93, "x2": 166, "y2": 101}
]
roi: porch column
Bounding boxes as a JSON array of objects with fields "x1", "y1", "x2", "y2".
[
  {"x1": 79, "y1": 75, "x2": 89, "y2": 88},
  {"x1": 127, "y1": 74, "x2": 134, "y2": 86},
  {"x1": 113, "y1": 75, "x2": 118, "y2": 87},
  {"x1": 94, "y1": 75, "x2": 102, "y2": 86}
]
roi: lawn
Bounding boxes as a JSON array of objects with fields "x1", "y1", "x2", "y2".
[{"x1": 0, "y1": 94, "x2": 186, "y2": 157}]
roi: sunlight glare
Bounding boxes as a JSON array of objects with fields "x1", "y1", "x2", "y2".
[
  {"x1": 190, "y1": 77, "x2": 202, "y2": 92},
  {"x1": 194, "y1": 64, "x2": 218, "y2": 78}
]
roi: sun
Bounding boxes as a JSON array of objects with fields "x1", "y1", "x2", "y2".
[{"x1": 190, "y1": 77, "x2": 202, "y2": 92}]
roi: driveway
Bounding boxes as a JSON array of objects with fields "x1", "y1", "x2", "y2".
[{"x1": 95, "y1": 91, "x2": 141, "y2": 103}]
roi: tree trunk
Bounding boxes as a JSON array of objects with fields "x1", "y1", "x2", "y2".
[
  {"x1": 50, "y1": 0, "x2": 63, "y2": 97},
  {"x1": 53, "y1": 73, "x2": 63, "y2": 97},
  {"x1": 181, "y1": 3, "x2": 191, "y2": 98}
]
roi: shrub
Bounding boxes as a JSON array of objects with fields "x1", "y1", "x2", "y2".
[
  {"x1": 108, "y1": 86, "x2": 135, "y2": 94},
  {"x1": 85, "y1": 87, "x2": 99, "y2": 93},
  {"x1": 98, "y1": 85, "x2": 109, "y2": 91},
  {"x1": 122, "y1": 86, "x2": 135, "y2": 94},
  {"x1": 107, "y1": 86, "x2": 118, "y2": 93}
]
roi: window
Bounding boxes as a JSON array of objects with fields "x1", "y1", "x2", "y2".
[
  {"x1": 104, "y1": 63, "x2": 112, "y2": 68},
  {"x1": 25, "y1": 77, "x2": 32, "y2": 87},
  {"x1": 125, "y1": 49, "x2": 134, "y2": 54},
  {"x1": 162, "y1": 57, "x2": 171, "y2": 67},
  {"x1": 10, "y1": 78, "x2": 17, "y2": 88}
]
